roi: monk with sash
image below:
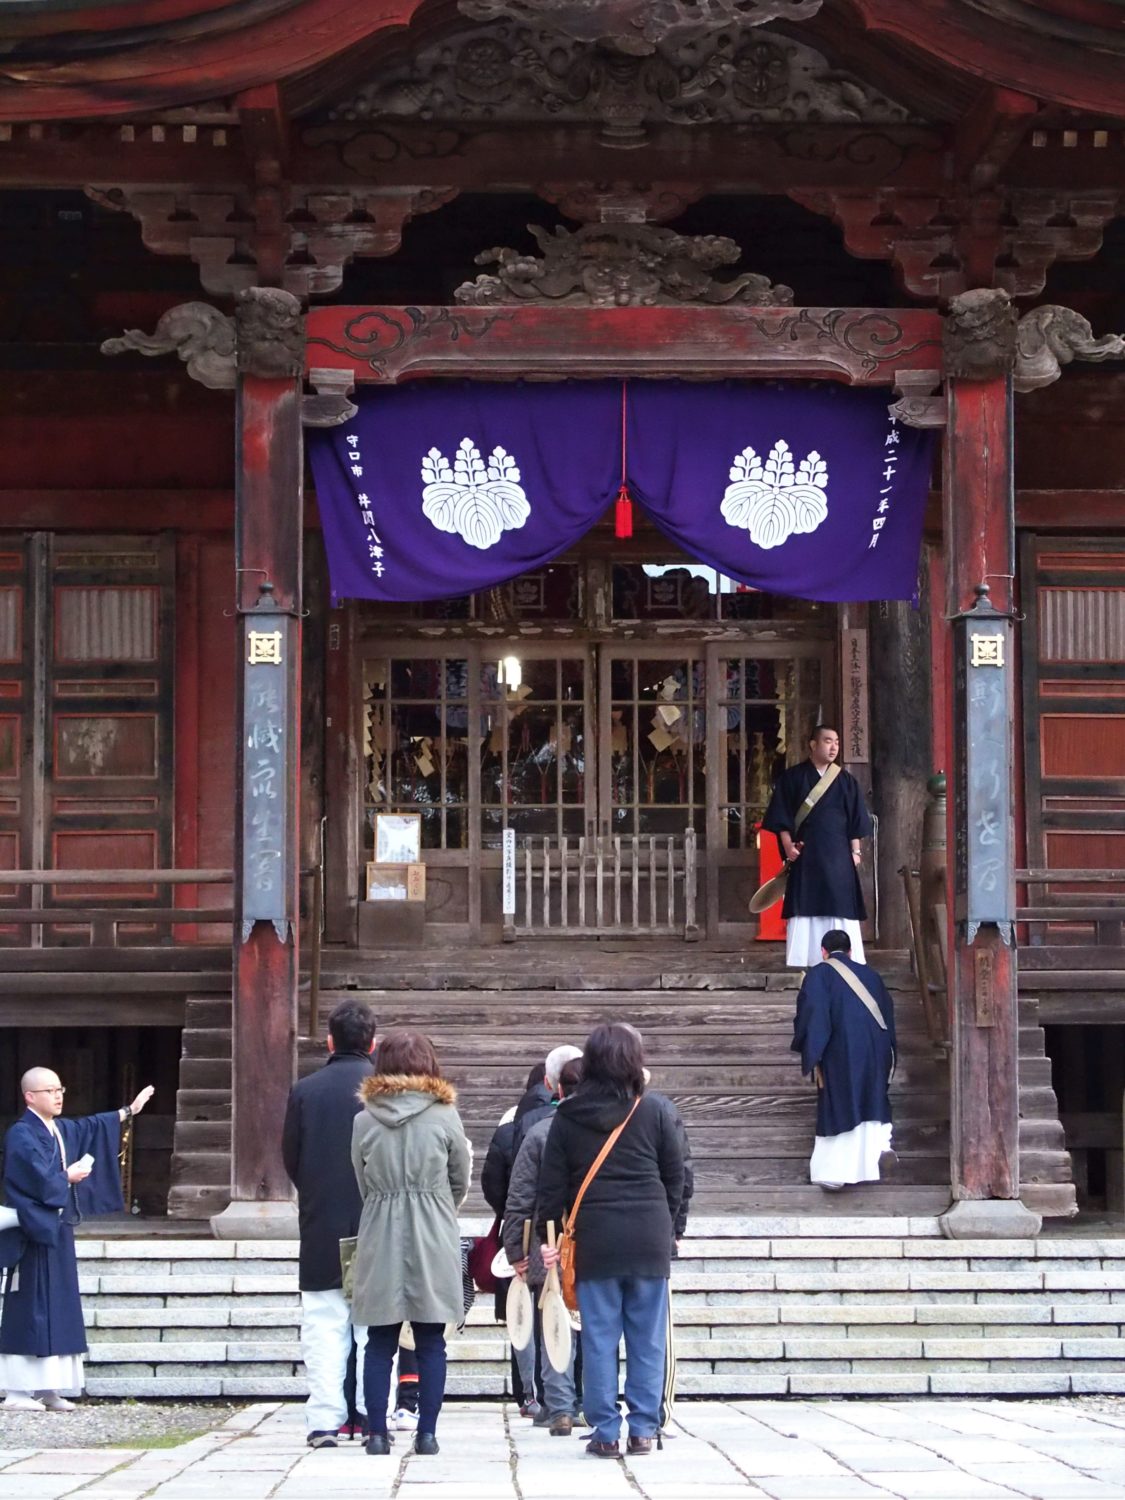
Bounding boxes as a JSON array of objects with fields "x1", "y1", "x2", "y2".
[
  {"x1": 791, "y1": 929, "x2": 897, "y2": 1190},
  {"x1": 761, "y1": 724, "x2": 873, "y2": 969},
  {"x1": 0, "y1": 1068, "x2": 153, "y2": 1411}
]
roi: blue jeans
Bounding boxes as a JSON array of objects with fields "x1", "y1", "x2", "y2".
[
  {"x1": 576, "y1": 1276, "x2": 668, "y2": 1444},
  {"x1": 363, "y1": 1322, "x2": 445, "y2": 1437}
]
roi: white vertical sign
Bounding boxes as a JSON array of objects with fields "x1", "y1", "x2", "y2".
[{"x1": 502, "y1": 827, "x2": 516, "y2": 916}]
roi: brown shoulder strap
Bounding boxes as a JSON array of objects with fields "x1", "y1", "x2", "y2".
[
  {"x1": 566, "y1": 1097, "x2": 640, "y2": 1229},
  {"x1": 826, "y1": 956, "x2": 887, "y2": 1031},
  {"x1": 794, "y1": 762, "x2": 841, "y2": 835}
]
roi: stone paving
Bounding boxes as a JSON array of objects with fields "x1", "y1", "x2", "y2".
[{"x1": 2, "y1": 1399, "x2": 1125, "y2": 1500}]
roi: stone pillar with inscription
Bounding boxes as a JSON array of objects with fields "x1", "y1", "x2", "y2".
[
  {"x1": 938, "y1": 291, "x2": 1038, "y2": 1239},
  {"x1": 212, "y1": 289, "x2": 305, "y2": 1239}
]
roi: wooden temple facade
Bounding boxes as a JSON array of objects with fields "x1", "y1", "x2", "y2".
[{"x1": 0, "y1": 0, "x2": 1123, "y2": 1232}]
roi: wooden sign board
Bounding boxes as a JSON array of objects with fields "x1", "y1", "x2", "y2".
[{"x1": 366, "y1": 862, "x2": 426, "y2": 902}]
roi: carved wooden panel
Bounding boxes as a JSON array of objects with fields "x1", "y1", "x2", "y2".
[
  {"x1": 1020, "y1": 534, "x2": 1125, "y2": 883},
  {"x1": 306, "y1": 305, "x2": 942, "y2": 386},
  {"x1": 44, "y1": 535, "x2": 175, "y2": 914},
  {"x1": 0, "y1": 543, "x2": 32, "y2": 927}
]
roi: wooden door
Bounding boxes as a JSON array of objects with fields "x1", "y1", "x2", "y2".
[
  {"x1": 0, "y1": 534, "x2": 175, "y2": 941},
  {"x1": 1021, "y1": 535, "x2": 1125, "y2": 899},
  {"x1": 706, "y1": 641, "x2": 833, "y2": 939},
  {"x1": 360, "y1": 642, "x2": 594, "y2": 938}
]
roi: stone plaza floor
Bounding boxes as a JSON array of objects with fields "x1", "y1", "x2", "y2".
[{"x1": 2, "y1": 1399, "x2": 1125, "y2": 1500}]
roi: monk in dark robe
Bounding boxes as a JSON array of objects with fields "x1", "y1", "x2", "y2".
[
  {"x1": 761, "y1": 724, "x2": 873, "y2": 968},
  {"x1": 0, "y1": 1068, "x2": 153, "y2": 1411},
  {"x1": 791, "y1": 929, "x2": 896, "y2": 1189}
]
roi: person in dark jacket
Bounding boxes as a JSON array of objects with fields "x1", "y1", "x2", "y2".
[
  {"x1": 539, "y1": 1023, "x2": 684, "y2": 1461},
  {"x1": 281, "y1": 999, "x2": 376, "y2": 1449}
]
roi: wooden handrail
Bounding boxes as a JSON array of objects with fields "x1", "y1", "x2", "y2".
[
  {"x1": 1017, "y1": 869, "x2": 1125, "y2": 884},
  {"x1": 0, "y1": 869, "x2": 233, "y2": 886}
]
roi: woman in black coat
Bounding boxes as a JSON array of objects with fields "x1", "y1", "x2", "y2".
[{"x1": 539, "y1": 1023, "x2": 684, "y2": 1460}]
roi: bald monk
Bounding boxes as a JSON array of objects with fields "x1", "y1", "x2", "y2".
[{"x1": 0, "y1": 1067, "x2": 153, "y2": 1411}]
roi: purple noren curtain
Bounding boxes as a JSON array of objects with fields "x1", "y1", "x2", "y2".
[{"x1": 308, "y1": 379, "x2": 935, "y2": 604}]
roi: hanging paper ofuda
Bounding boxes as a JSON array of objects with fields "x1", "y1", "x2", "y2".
[{"x1": 308, "y1": 380, "x2": 936, "y2": 604}]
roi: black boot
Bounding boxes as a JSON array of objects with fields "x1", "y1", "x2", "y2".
[
  {"x1": 365, "y1": 1432, "x2": 392, "y2": 1456},
  {"x1": 414, "y1": 1432, "x2": 440, "y2": 1456}
]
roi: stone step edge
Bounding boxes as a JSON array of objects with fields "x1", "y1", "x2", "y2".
[
  {"x1": 74, "y1": 1229, "x2": 1125, "y2": 1258},
  {"x1": 81, "y1": 1373, "x2": 1125, "y2": 1400}
]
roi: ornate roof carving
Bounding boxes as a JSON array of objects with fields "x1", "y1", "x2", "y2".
[
  {"x1": 327, "y1": 20, "x2": 915, "y2": 146},
  {"x1": 453, "y1": 222, "x2": 794, "y2": 305},
  {"x1": 457, "y1": 0, "x2": 822, "y2": 55}
]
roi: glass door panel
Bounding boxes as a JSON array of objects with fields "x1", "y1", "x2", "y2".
[
  {"x1": 479, "y1": 646, "x2": 592, "y2": 850},
  {"x1": 598, "y1": 648, "x2": 706, "y2": 839}
]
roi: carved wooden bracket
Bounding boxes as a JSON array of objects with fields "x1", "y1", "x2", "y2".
[
  {"x1": 1013, "y1": 305, "x2": 1125, "y2": 394},
  {"x1": 85, "y1": 185, "x2": 457, "y2": 299},
  {"x1": 943, "y1": 292, "x2": 1125, "y2": 391},
  {"x1": 100, "y1": 296, "x2": 356, "y2": 425},
  {"x1": 536, "y1": 181, "x2": 704, "y2": 224},
  {"x1": 790, "y1": 188, "x2": 1121, "y2": 301},
  {"x1": 944, "y1": 289, "x2": 1018, "y2": 380},
  {"x1": 889, "y1": 370, "x2": 946, "y2": 428},
  {"x1": 455, "y1": 222, "x2": 793, "y2": 306}
]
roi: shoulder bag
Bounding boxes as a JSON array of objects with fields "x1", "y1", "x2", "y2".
[
  {"x1": 557, "y1": 1097, "x2": 640, "y2": 1312},
  {"x1": 749, "y1": 763, "x2": 841, "y2": 914}
]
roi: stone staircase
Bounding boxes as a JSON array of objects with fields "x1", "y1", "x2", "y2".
[
  {"x1": 169, "y1": 955, "x2": 957, "y2": 1221},
  {"x1": 77, "y1": 1222, "x2": 1125, "y2": 1399}
]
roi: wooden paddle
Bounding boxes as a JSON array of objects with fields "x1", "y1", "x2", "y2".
[
  {"x1": 538, "y1": 1220, "x2": 573, "y2": 1374},
  {"x1": 505, "y1": 1219, "x2": 534, "y2": 1352}
]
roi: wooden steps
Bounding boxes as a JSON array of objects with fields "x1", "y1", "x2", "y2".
[
  {"x1": 1019, "y1": 995, "x2": 1079, "y2": 1218},
  {"x1": 169, "y1": 962, "x2": 956, "y2": 1222}
]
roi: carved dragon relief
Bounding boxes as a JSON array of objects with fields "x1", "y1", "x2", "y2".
[
  {"x1": 458, "y1": 0, "x2": 823, "y2": 54},
  {"x1": 325, "y1": 20, "x2": 915, "y2": 148},
  {"x1": 454, "y1": 222, "x2": 794, "y2": 306},
  {"x1": 1013, "y1": 305, "x2": 1125, "y2": 394}
]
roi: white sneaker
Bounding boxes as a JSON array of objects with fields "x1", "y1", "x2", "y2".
[
  {"x1": 393, "y1": 1408, "x2": 418, "y2": 1432},
  {"x1": 2, "y1": 1393, "x2": 45, "y2": 1411},
  {"x1": 38, "y1": 1393, "x2": 78, "y2": 1412}
]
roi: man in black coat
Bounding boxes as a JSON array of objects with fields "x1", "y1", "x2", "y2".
[{"x1": 282, "y1": 999, "x2": 376, "y2": 1449}]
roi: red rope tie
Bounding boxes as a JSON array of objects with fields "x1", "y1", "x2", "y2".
[{"x1": 615, "y1": 381, "x2": 634, "y2": 540}]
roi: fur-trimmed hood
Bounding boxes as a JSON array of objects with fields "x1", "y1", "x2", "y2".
[{"x1": 359, "y1": 1072, "x2": 456, "y2": 1128}]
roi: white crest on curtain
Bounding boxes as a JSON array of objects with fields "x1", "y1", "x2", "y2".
[
  {"x1": 421, "y1": 439, "x2": 530, "y2": 549},
  {"x1": 720, "y1": 440, "x2": 828, "y2": 550}
]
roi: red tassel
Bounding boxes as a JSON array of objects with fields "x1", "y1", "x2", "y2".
[{"x1": 614, "y1": 483, "x2": 634, "y2": 539}]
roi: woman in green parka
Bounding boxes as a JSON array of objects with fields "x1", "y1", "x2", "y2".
[{"x1": 350, "y1": 1029, "x2": 471, "y2": 1457}]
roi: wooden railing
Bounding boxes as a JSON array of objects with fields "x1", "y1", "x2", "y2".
[
  {"x1": 505, "y1": 830, "x2": 699, "y2": 940},
  {"x1": 1017, "y1": 869, "x2": 1125, "y2": 950},
  {"x1": 0, "y1": 868, "x2": 234, "y2": 946},
  {"x1": 900, "y1": 865, "x2": 949, "y2": 1046}
]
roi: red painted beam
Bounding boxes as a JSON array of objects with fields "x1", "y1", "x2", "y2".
[{"x1": 307, "y1": 306, "x2": 943, "y2": 387}]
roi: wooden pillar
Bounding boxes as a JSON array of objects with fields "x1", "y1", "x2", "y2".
[
  {"x1": 939, "y1": 290, "x2": 1033, "y2": 1232},
  {"x1": 869, "y1": 590, "x2": 932, "y2": 949},
  {"x1": 213, "y1": 289, "x2": 305, "y2": 1235}
]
